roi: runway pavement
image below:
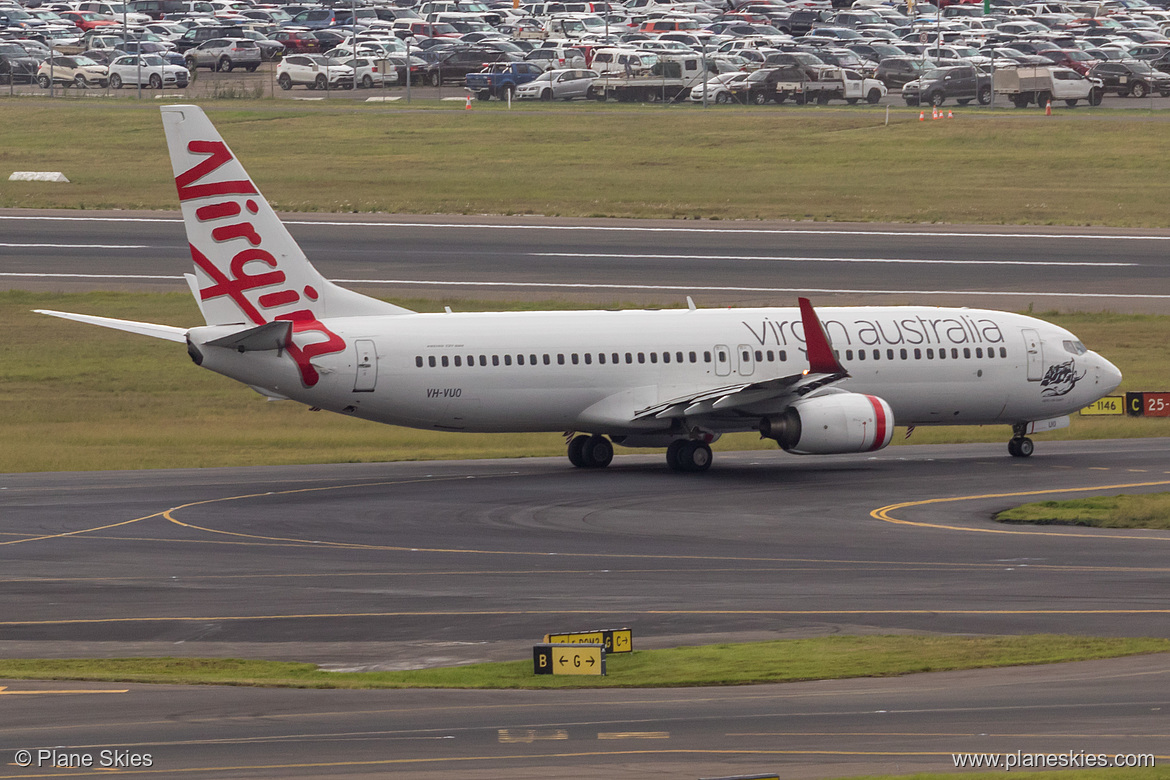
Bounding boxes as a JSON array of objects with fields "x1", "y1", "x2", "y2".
[
  {"x1": 2, "y1": 440, "x2": 1169, "y2": 777},
  {"x1": 3, "y1": 209, "x2": 1170, "y2": 312}
]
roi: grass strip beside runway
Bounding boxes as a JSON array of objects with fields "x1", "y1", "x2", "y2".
[
  {"x1": 2, "y1": 292, "x2": 1167, "y2": 472},
  {"x1": 0, "y1": 635, "x2": 1167, "y2": 689},
  {"x1": 998, "y1": 493, "x2": 1170, "y2": 529},
  {"x1": 4, "y1": 102, "x2": 1170, "y2": 225}
]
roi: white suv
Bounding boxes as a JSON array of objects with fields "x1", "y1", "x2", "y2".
[{"x1": 276, "y1": 54, "x2": 355, "y2": 89}]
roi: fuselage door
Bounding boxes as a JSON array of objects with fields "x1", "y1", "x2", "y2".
[
  {"x1": 737, "y1": 344, "x2": 755, "y2": 376},
  {"x1": 354, "y1": 338, "x2": 377, "y2": 392},
  {"x1": 714, "y1": 344, "x2": 731, "y2": 376},
  {"x1": 1022, "y1": 328, "x2": 1043, "y2": 381}
]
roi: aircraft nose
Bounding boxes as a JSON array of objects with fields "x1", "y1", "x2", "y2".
[{"x1": 1098, "y1": 354, "x2": 1123, "y2": 394}]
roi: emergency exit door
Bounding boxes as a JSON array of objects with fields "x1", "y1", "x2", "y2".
[{"x1": 354, "y1": 339, "x2": 377, "y2": 392}]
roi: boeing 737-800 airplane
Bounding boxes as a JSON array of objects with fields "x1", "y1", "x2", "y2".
[{"x1": 37, "y1": 106, "x2": 1123, "y2": 472}]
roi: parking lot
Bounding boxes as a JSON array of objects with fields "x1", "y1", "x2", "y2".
[{"x1": 4, "y1": 59, "x2": 1170, "y2": 110}]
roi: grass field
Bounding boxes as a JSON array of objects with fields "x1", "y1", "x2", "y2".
[
  {"x1": 0, "y1": 635, "x2": 1164, "y2": 689},
  {"x1": 1, "y1": 291, "x2": 1166, "y2": 472},
  {"x1": 4, "y1": 101, "x2": 1170, "y2": 224},
  {"x1": 997, "y1": 492, "x2": 1170, "y2": 529}
]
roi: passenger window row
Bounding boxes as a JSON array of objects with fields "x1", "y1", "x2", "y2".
[
  {"x1": 416, "y1": 350, "x2": 717, "y2": 368},
  {"x1": 841, "y1": 346, "x2": 1008, "y2": 361}
]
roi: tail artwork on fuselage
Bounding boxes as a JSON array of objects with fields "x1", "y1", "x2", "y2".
[
  {"x1": 159, "y1": 106, "x2": 412, "y2": 386},
  {"x1": 34, "y1": 105, "x2": 1124, "y2": 472}
]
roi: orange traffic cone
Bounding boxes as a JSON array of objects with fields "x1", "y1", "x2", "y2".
[
  {"x1": 919, "y1": 110, "x2": 925, "y2": 121},
  {"x1": 465, "y1": 94, "x2": 472, "y2": 110},
  {"x1": 947, "y1": 109, "x2": 954, "y2": 119},
  {"x1": 1045, "y1": 99, "x2": 1052, "y2": 116}
]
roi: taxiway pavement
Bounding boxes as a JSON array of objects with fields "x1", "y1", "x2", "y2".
[{"x1": 2, "y1": 440, "x2": 1169, "y2": 777}]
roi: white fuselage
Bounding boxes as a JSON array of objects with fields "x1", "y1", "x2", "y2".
[{"x1": 190, "y1": 305, "x2": 1122, "y2": 436}]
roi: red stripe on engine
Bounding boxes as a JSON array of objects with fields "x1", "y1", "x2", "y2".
[{"x1": 866, "y1": 395, "x2": 888, "y2": 451}]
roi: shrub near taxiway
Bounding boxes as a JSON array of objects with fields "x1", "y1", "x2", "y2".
[
  {"x1": 997, "y1": 493, "x2": 1170, "y2": 529},
  {"x1": 0, "y1": 635, "x2": 1166, "y2": 689}
]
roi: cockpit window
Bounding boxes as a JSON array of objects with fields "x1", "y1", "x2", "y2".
[{"x1": 1063, "y1": 339, "x2": 1087, "y2": 355}]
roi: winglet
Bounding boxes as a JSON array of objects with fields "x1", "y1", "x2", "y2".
[{"x1": 798, "y1": 297, "x2": 846, "y2": 375}]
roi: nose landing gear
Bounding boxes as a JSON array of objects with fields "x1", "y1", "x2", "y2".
[{"x1": 1008, "y1": 424, "x2": 1034, "y2": 458}]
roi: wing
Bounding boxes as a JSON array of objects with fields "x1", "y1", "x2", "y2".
[{"x1": 633, "y1": 297, "x2": 849, "y2": 422}]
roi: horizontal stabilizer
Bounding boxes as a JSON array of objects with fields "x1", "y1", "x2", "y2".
[
  {"x1": 206, "y1": 320, "x2": 292, "y2": 352},
  {"x1": 35, "y1": 310, "x2": 188, "y2": 343}
]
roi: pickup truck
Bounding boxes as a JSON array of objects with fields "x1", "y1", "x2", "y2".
[
  {"x1": 993, "y1": 65, "x2": 1103, "y2": 108},
  {"x1": 903, "y1": 64, "x2": 992, "y2": 107},
  {"x1": 465, "y1": 62, "x2": 545, "y2": 100},
  {"x1": 733, "y1": 65, "x2": 887, "y2": 105},
  {"x1": 587, "y1": 55, "x2": 706, "y2": 102}
]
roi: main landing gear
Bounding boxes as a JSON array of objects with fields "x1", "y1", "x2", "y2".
[
  {"x1": 565, "y1": 435, "x2": 714, "y2": 472},
  {"x1": 666, "y1": 440, "x2": 712, "y2": 472},
  {"x1": 567, "y1": 434, "x2": 613, "y2": 469},
  {"x1": 1008, "y1": 423, "x2": 1034, "y2": 458}
]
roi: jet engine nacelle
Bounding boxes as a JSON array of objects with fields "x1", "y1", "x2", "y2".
[{"x1": 759, "y1": 393, "x2": 894, "y2": 455}]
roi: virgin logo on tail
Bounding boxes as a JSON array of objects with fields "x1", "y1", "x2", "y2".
[{"x1": 176, "y1": 140, "x2": 345, "y2": 387}]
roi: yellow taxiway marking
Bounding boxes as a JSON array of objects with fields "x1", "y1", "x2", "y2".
[
  {"x1": 498, "y1": 729, "x2": 568, "y2": 743},
  {"x1": 872, "y1": 480, "x2": 1170, "y2": 539},
  {"x1": 597, "y1": 732, "x2": 670, "y2": 740},
  {"x1": 0, "y1": 512, "x2": 165, "y2": 547},
  {"x1": 0, "y1": 686, "x2": 128, "y2": 695}
]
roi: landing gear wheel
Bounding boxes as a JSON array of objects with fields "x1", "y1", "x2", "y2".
[
  {"x1": 678, "y1": 441, "x2": 712, "y2": 472},
  {"x1": 567, "y1": 435, "x2": 589, "y2": 468},
  {"x1": 580, "y1": 435, "x2": 613, "y2": 469},
  {"x1": 1008, "y1": 437, "x2": 1034, "y2": 458},
  {"x1": 666, "y1": 440, "x2": 686, "y2": 471}
]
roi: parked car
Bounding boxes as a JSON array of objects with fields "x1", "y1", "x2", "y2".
[
  {"x1": 687, "y1": 70, "x2": 750, "y2": 103},
  {"x1": 276, "y1": 52, "x2": 354, "y2": 89},
  {"x1": 874, "y1": 56, "x2": 926, "y2": 88},
  {"x1": 184, "y1": 36, "x2": 260, "y2": 71},
  {"x1": 58, "y1": 9, "x2": 121, "y2": 31},
  {"x1": 107, "y1": 51, "x2": 188, "y2": 86},
  {"x1": 514, "y1": 67, "x2": 597, "y2": 100},
  {"x1": 271, "y1": 29, "x2": 319, "y2": 54},
  {"x1": 328, "y1": 55, "x2": 396, "y2": 88},
  {"x1": 119, "y1": 40, "x2": 184, "y2": 66},
  {"x1": 0, "y1": 41, "x2": 40, "y2": 84},
  {"x1": 73, "y1": 1, "x2": 151, "y2": 25},
  {"x1": 523, "y1": 45, "x2": 586, "y2": 69},
  {"x1": 426, "y1": 45, "x2": 514, "y2": 85},
  {"x1": 172, "y1": 23, "x2": 238, "y2": 52},
  {"x1": 35, "y1": 53, "x2": 108, "y2": 86},
  {"x1": 126, "y1": 0, "x2": 186, "y2": 20},
  {"x1": 232, "y1": 28, "x2": 282, "y2": 60},
  {"x1": 1088, "y1": 59, "x2": 1170, "y2": 96}
]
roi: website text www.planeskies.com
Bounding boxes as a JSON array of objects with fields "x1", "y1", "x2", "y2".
[{"x1": 954, "y1": 751, "x2": 1156, "y2": 771}]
